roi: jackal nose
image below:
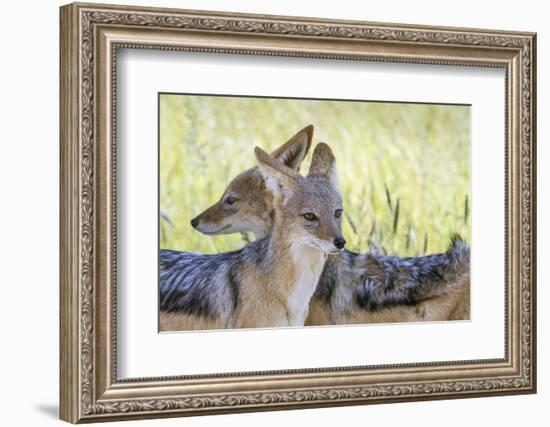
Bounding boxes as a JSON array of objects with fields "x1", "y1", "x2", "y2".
[
  {"x1": 333, "y1": 236, "x2": 346, "y2": 250},
  {"x1": 190, "y1": 217, "x2": 199, "y2": 228}
]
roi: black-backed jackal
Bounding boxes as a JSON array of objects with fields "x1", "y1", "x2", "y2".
[{"x1": 160, "y1": 143, "x2": 345, "y2": 330}]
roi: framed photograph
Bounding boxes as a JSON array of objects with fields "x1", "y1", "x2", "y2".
[{"x1": 60, "y1": 2, "x2": 537, "y2": 423}]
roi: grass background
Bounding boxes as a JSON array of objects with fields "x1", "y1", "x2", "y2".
[{"x1": 160, "y1": 94, "x2": 470, "y2": 256}]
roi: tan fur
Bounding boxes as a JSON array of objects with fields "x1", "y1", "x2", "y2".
[
  {"x1": 305, "y1": 277, "x2": 470, "y2": 325},
  {"x1": 160, "y1": 312, "x2": 226, "y2": 331},
  {"x1": 232, "y1": 238, "x2": 328, "y2": 328}
]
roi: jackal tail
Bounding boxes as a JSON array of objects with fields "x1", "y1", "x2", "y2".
[{"x1": 352, "y1": 234, "x2": 470, "y2": 311}]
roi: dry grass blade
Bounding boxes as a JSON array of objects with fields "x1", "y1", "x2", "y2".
[
  {"x1": 369, "y1": 220, "x2": 376, "y2": 238},
  {"x1": 345, "y1": 211, "x2": 358, "y2": 235},
  {"x1": 393, "y1": 198, "x2": 400, "y2": 234},
  {"x1": 160, "y1": 208, "x2": 174, "y2": 228},
  {"x1": 384, "y1": 183, "x2": 393, "y2": 214}
]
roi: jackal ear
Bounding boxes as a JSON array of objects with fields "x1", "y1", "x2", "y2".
[
  {"x1": 308, "y1": 143, "x2": 339, "y2": 191},
  {"x1": 270, "y1": 125, "x2": 313, "y2": 172},
  {"x1": 255, "y1": 147, "x2": 299, "y2": 201}
]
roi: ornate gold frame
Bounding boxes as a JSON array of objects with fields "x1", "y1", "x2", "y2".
[{"x1": 59, "y1": 2, "x2": 537, "y2": 423}]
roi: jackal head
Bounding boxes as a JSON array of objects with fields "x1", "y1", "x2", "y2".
[
  {"x1": 190, "y1": 125, "x2": 313, "y2": 238},
  {"x1": 255, "y1": 143, "x2": 346, "y2": 254}
]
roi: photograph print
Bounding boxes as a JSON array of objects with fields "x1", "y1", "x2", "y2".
[{"x1": 159, "y1": 94, "x2": 471, "y2": 332}]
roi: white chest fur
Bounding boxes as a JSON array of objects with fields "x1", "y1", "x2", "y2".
[{"x1": 286, "y1": 244, "x2": 327, "y2": 326}]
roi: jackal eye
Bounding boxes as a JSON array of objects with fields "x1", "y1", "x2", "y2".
[
  {"x1": 225, "y1": 196, "x2": 238, "y2": 206},
  {"x1": 335, "y1": 209, "x2": 343, "y2": 219},
  {"x1": 302, "y1": 212, "x2": 317, "y2": 221}
]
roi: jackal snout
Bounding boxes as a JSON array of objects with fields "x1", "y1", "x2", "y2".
[
  {"x1": 334, "y1": 236, "x2": 346, "y2": 250},
  {"x1": 189, "y1": 167, "x2": 272, "y2": 237}
]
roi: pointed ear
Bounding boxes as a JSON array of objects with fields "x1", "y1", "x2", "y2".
[
  {"x1": 308, "y1": 143, "x2": 339, "y2": 191},
  {"x1": 270, "y1": 125, "x2": 313, "y2": 171},
  {"x1": 255, "y1": 147, "x2": 300, "y2": 201}
]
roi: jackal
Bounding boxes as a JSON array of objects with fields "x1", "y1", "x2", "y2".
[
  {"x1": 307, "y1": 237, "x2": 470, "y2": 325},
  {"x1": 187, "y1": 125, "x2": 470, "y2": 325},
  {"x1": 160, "y1": 143, "x2": 344, "y2": 330}
]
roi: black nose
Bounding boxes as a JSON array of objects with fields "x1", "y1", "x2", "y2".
[
  {"x1": 190, "y1": 217, "x2": 199, "y2": 228},
  {"x1": 334, "y1": 236, "x2": 346, "y2": 250}
]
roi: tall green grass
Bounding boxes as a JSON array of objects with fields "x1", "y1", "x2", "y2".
[{"x1": 160, "y1": 95, "x2": 470, "y2": 256}]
